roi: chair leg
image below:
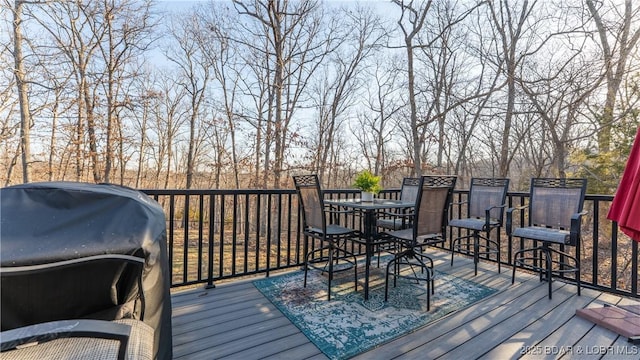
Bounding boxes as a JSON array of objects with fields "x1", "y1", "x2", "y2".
[
  {"x1": 385, "y1": 250, "x2": 434, "y2": 303},
  {"x1": 473, "y1": 231, "x2": 480, "y2": 276},
  {"x1": 422, "y1": 253, "x2": 435, "y2": 294},
  {"x1": 304, "y1": 251, "x2": 310, "y2": 288},
  {"x1": 450, "y1": 237, "x2": 456, "y2": 267},
  {"x1": 414, "y1": 253, "x2": 433, "y2": 305},
  {"x1": 450, "y1": 234, "x2": 469, "y2": 268},
  {"x1": 385, "y1": 251, "x2": 409, "y2": 302},
  {"x1": 481, "y1": 229, "x2": 501, "y2": 274},
  {"x1": 384, "y1": 257, "x2": 394, "y2": 302},
  {"x1": 544, "y1": 247, "x2": 552, "y2": 299},
  {"x1": 304, "y1": 240, "x2": 360, "y2": 301},
  {"x1": 348, "y1": 248, "x2": 358, "y2": 293},
  {"x1": 512, "y1": 249, "x2": 521, "y2": 285},
  {"x1": 394, "y1": 249, "x2": 403, "y2": 287},
  {"x1": 426, "y1": 272, "x2": 431, "y2": 311},
  {"x1": 547, "y1": 246, "x2": 581, "y2": 298},
  {"x1": 495, "y1": 230, "x2": 501, "y2": 274},
  {"x1": 327, "y1": 245, "x2": 334, "y2": 301},
  {"x1": 515, "y1": 243, "x2": 583, "y2": 299}
]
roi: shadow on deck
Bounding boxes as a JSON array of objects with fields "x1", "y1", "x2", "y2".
[{"x1": 170, "y1": 249, "x2": 640, "y2": 360}]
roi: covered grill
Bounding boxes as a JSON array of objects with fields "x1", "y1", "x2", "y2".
[{"x1": 1, "y1": 182, "x2": 172, "y2": 360}]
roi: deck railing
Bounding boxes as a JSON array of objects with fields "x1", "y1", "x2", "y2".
[{"x1": 142, "y1": 188, "x2": 639, "y2": 299}]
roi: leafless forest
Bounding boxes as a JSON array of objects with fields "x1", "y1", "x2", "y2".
[{"x1": 2, "y1": 0, "x2": 639, "y2": 192}]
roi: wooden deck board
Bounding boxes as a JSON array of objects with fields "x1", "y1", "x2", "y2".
[
  {"x1": 566, "y1": 293, "x2": 627, "y2": 360},
  {"x1": 481, "y1": 287, "x2": 600, "y2": 359},
  {"x1": 356, "y1": 267, "x2": 541, "y2": 359},
  {"x1": 397, "y1": 278, "x2": 561, "y2": 358},
  {"x1": 170, "y1": 249, "x2": 639, "y2": 360}
]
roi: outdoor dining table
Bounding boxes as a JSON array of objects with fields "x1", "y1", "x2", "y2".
[{"x1": 324, "y1": 197, "x2": 415, "y2": 300}]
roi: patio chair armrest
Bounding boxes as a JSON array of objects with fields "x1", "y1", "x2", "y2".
[
  {"x1": 326, "y1": 208, "x2": 355, "y2": 215},
  {"x1": 1, "y1": 319, "x2": 132, "y2": 360},
  {"x1": 484, "y1": 204, "x2": 507, "y2": 229},
  {"x1": 326, "y1": 210, "x2": 356, "y2": 223},
  {"x1": 506, "y1": 205, "x2": 527, "y2": 236},
  {"x1": 380, "y1": 209, "x2": 413, "y2": 217},
  {"x1": 570, "y1": 210, "x2": 589, "y2": 244},
  {"x1": 451, "y1": 200, "x2": 469, "y2": 206},
  {"x1": 325, "y1": 204, "x2": 355, "y2": 215}
]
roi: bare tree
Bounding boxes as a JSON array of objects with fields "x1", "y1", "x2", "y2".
[
  {"x1": 0, "y1": 45, "x2": 19, "y2": 185},
  {"x1": 197, "y1": 3, "x2": 245, "y2": 188},
  {"x1": 234, "y1": 0, "x2": 336, "y2": 188},
  {"x1": 448, "y1": 35, "x2": 503, "y2": 179},
  {"x1": 130, "y1": 73, "x2": 159, "y2": 188},
  {"x1": 485, "y1": 0, "x2": 540, "y2": 177},
  {"x1": 239, "y1": 42, "x2": 271, "y2": 188},
  {"x1": 46, "y1": 77, "x2": 71, "y2": 181},
  {"x1": 35, "y1": 1, "x2": 105, "y2": 181},
  {"x1": 32, "y1": 0, "x2": 155, "y2": 184},
  {"x1": 97, "y1": 0, "x2": 155, "y2": 183},
  {"x1": 165, "y1": 12, "x2": 211, "y2": 189},
  {"x1": 310, "y1": 4, "x2": 388, "y2": 181},
  {"x1": 393, "y1": 0, "x2": 433, "y2": 176},
  {"x1": 393, "y1": 0, "x2": 482, "y2": 176},
  {"x1": 417, "y1": 0, "x2": 483, "y2": 173},
  {"x1": 520, "y1": 56, "x2": 600, "y2": 177},
  {"x1": 10, "y1": 0, "x2": 33, "y2": 183},
  {"x1": 585, "y1": 0, "x2": 640, "y2": 152},
  {"x1": 149, "y1": 72, "x2": 189, "y2": 189},
  {"x1": 353, "y1": 56, "x2": 403, "y2": 181}
]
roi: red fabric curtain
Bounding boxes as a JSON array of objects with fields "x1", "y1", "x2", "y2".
[{"x1": 607, "y1": 126, "x2": 640, "y2": 242}]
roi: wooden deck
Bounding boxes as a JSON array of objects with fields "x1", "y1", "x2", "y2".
[{"x1": 170, "y1": 249, "x2": 640, "y2": 359}]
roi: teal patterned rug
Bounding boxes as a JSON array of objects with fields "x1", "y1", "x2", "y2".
[{"x1": 253, "y1": 256, "x2": 498, "y2": 359}]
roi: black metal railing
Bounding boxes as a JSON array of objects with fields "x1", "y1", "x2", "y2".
[{"x1": 142, "y1": 188, "x2": 638, "y2": 299}]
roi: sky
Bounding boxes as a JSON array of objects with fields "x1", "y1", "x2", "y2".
[
  {"x1": 157, "y1": 0, "x2": 396, "y2": 10},
  {"x1": 156, "y1": 0, "x2": 399, "y2": 21}
]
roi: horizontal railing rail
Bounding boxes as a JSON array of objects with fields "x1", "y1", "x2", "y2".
[{"x1": 141, "y1": 188, "x2": 638, "y2": 298}]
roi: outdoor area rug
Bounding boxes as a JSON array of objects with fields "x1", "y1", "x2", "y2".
[{"x1": 253, "y1": 256, "x2": 498, "y2": 359}]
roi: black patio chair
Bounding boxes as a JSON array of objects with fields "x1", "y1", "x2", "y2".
[
  {"x1": 293, "y1": 174, "x2": 360, "y2": 301},
  {"x1": 382, "y1": 175, "x2": 457, "y2": 310},
  {"x1": 377, "y1": 177, "x2": 420, "y2": 231},
  {"x1": 508, "y1": 178, "x2": 588, "y2": 299},
  {"x1": 374, "y1": 177, "x2": 420, "y2": 265},
  {"x1": 449, "y1": 178, "x2": 510, "y2": 275}
]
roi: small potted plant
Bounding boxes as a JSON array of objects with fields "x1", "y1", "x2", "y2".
[{"x1": 353, "y1": 170, "x2": 382, "y2": 202}]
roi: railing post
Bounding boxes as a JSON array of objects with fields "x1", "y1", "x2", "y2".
[{"x1": 206, "y1": 193, "x2": 215, "y2": 289}]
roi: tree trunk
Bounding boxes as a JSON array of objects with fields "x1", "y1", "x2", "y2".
[
  {"x1": 13, "y1": 0, "x2": 31, "y2": 183},
  {"x1": 586, "y1": 0, "x2": 640, "y2": 153}
]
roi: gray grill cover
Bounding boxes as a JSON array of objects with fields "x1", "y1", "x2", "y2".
[{"x1": 1, "y1": 182, "x2": 172, "y2": 360}]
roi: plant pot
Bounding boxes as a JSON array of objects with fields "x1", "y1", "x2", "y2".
[{"x1": 361, "y1": 191, "x2": 374, "y2": 202}]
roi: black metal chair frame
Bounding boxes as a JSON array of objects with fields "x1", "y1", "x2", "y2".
[
  {"x1": 449, "y1": 178, "x2": 510, "y2": 276},
  {"x1": 507, "y1": 178, "x2": 588, "y2": 299},
  {"x1": 382, "y1": 175, "x2": 457, "y2": 311},
  {"x1": 377, "y1": 177, "x2": 420, "y2": 231},
  {"x1": 293, "y1": 174, "x2": 360, "y2": 301},
  {"x1": 375, "y1": 177, "x2": 420, "y2": 266}
]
